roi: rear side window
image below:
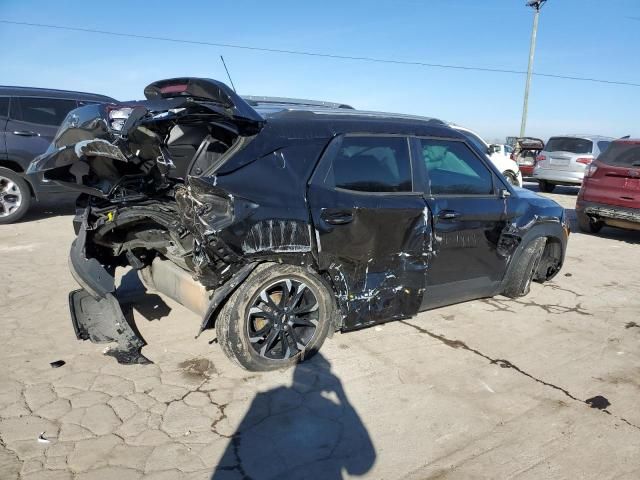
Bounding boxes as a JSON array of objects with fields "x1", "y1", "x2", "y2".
[
  {"x1": 0, "y1": 97, "x2": 9, "y2": 117},
  {"x1": 331, "y1": 136, "x2": 412, "y2": 193},
  {"x1": 420, "y1": 138, "x2": 494, "y2": 195},
  {"x1": 545, "y1": 137, "x2": 593, "y2": 154},
  {"x1": 13, "y1": 97, "x2": 77, "y2": 126},
  {"x1": 598, "y1": 141, "x2": 640, "y2": 167}
]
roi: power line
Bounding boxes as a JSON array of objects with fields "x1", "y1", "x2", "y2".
[{"x1": 1, "y1": 19, "x2": 639, "y2": 88}]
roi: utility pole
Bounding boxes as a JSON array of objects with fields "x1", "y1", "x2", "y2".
[{"x1": 520, "y1": 0, "x2": 547, "y2": 138}]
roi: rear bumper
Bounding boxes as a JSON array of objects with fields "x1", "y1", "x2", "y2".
[
  {"x1": 576, "y1": 200, "x2": 640, "y2": 228},
  {"x1": 68, "y1": 208, "x2": 150, "y2": 364},
  {"x1": 533, "y1": 167, "x2": 583, "y2": 185}
]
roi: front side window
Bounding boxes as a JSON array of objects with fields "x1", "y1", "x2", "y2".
[
  {"x1": 420, "y1": 138, "x2": 494, "y2": 195},
  {"x1": 331, "y1": 136, "x2": 412, "y2": 193},
  {"x1": 14, "y1": 97, "x2": 77, "y2": 126}
]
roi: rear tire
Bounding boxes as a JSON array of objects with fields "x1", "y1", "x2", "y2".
[
  {"x1": 0, "y1": 168, "x2": 31, "y2": 224},
  {"x1": 502, "y1": 237, "x2": 547, "y2": 298},
  {"x1": 577, "y1": 211, "x2": 603, "y2": 234},
  {"x1": 538, "y1": 180, "x2": 556, "y2": 193},
  {"x1": 216, "y1": 263, "x2": 334, "y2": 371}
]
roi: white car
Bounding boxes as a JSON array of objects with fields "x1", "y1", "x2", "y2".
[{"x1": 450, "y1": 125, "x2": 523, "y2": 187}]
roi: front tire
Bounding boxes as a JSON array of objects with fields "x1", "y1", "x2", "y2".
[
  {"x1": 538, "y1": 180, "x2": 556, "y2": 193},
  {"x1": 502, "y1": 237, "x2": 547, "y2": 298},
  {"x1": 577, "y1": 211, "x2": 603, "y2": 234},
  {"x1": 216, "y1": 263, "x2": 334, "y2": 371},
  {"x1": 0, "y1": 168, "x2": 31, "y2": 224}
]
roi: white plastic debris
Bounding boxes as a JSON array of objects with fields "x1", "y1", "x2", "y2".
[{"x1": 37, "y1": 432, "x2": 50, "y2": 444}]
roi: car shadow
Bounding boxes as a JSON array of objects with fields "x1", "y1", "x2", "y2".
[
  {"x1": 210, "y1": 353, "x2": 376, "y2": 479},
  {"x1": 19, "y1": 195, "x2": 79, "y2": 222},
  {"x1": 116, "y1": 269, "x2": 172, "y2": 321}
]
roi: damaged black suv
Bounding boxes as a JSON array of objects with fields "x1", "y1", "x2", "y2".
[{"x1": 30, "y1": 78, "x2": 569, "y2": 371}]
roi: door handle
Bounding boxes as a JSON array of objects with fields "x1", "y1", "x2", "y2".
[
  {"x1": 321, "y1": 210, "x2": 353, "y2": 225},
  {"x1": 438, "y1": 210, "x2": 461, "y2": 220},
  {"x1": 12, "y1": 131, "x2": 39, "y2": 137}
]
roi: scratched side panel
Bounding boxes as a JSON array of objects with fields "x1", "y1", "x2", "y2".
[{"x1": 308, "y1": 184, "x2": 431, "y2": 330}]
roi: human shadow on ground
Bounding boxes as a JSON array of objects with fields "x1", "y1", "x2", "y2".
[{"x1": 211, "y1": 353, "x2": 376, "y2": 479}]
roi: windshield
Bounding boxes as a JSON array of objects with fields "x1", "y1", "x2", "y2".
[
  {"x1": 545, "y1": 137, "x2": 593, "y2": 154},
  {"x1": 598, "y1": 141, "x2": 640, "y2": 167}
]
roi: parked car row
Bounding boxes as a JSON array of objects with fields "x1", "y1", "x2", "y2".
[{"x1": 510, "y1": 134, "x2": 639, "y2": 235}]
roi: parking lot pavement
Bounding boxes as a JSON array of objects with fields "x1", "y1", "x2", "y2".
[{"x1": 1, "y1": 188, "x2": 639, "y2": 480}]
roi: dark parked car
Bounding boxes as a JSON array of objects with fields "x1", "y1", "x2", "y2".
[
  {"x1": 31, "y1": 77, "x2": 569, "y2": 371},
  {"x1": 576, "y1": 139, "x2": 640, "y2": 233},
  {"x1": 0, "y1": 86, "x2": 115, "y2": 223}
]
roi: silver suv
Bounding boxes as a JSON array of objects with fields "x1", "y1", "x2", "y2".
[{"x1": 533, "y1": 134, "x2": 613, "y2": 193}]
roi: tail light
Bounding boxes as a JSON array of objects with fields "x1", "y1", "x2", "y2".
[
  {"x1": 536, "y1": 154, "x2": 546, "y2": 164},
  {"x1": 107, "y1": 106, "x2": 134, "y2": 131},
  {"x1": 576, "y1": 157, "x2": 593, "y2": 165},
  {"x1": 584, "y1": 163, "x2": 598, "y2": 178}
]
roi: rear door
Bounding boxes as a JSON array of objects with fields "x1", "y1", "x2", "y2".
[
  {"x1": 414, "y1": 137, "x2": 515, "y2": 308},
  {"x1": 0, "y1": 97, "x2": 9, "y2": 160},
  {"x1": 308, "y1": 134, "x2": 430, "y2": 329},
  {"x1": 584, "y1": 141, "x2": 640, "y2": 208},
  {"x1": 5, "y1": 96, "x2": 78, "y2": 190}
]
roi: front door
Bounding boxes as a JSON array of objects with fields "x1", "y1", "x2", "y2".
[
  {"x1": 413, "y1": 136, "x2": 516, "y2": 309},
  {"x1": 308, "y1": 134, "x2": 430, "y2": 329}
]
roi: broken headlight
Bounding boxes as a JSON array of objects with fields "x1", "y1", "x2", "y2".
[{"x1": 108, "y1": 107, "x2": 133, "y2": 131}]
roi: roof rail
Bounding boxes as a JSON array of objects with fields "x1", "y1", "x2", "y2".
[{"x1": 242, "y1": 95, "x2": 354, "y2": 110}]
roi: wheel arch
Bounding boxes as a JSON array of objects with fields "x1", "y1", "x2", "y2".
[{"x1": 499, "y1": 221, "x2": 567, "y2": 291}]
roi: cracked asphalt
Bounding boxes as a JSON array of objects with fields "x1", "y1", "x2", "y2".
[{"x1": 1, "y1": 185, "x2": 640, "y2": 480}]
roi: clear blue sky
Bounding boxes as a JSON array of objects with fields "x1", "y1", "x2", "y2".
[{"x1": 1, "y1": 0, "x2": 638, "y2": 142}]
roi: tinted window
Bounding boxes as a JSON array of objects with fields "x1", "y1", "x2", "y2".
[
  {"x1": 545, "y1": 137, "x2": 593, "y2": 154},
  {"x1": 597, "y1": 141, "x2": 611, "y2": 153},
  {"x1": 332, "y1": 136, "x2": 412, "y2": 192},
  {"x1": 420, "y1": 139, "x2": 494, "y2": 195},
  {"x1": 14, "y1": 97, "x2": 77, "y2": 126},
  {"x1": 0, "y1": 97, "x2": 9, "y2": 117},
  {"x1": 598, "y1": 141, "x2": 640, "y2": 167}
]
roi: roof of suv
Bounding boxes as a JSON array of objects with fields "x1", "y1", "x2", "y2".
[
  {"x1": 258, "y1": 105, "x2": 445, "y2": 125},
  {"x1": 0, "y1": 85, "x2": 115, "y2": 102},
  {"x1": 548, "y1": 134, "x2": 614, "y2": 141}
]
